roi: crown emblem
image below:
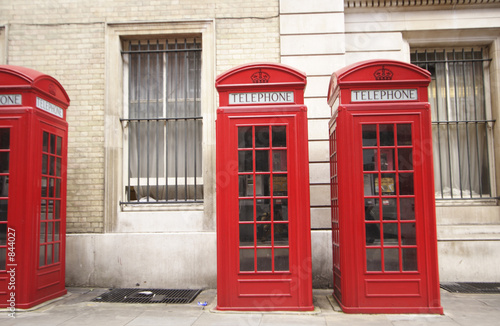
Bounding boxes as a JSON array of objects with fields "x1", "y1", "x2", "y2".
[
  {"x1": 48, "y1": 83, "x2": 57, "y2": 96},
  {"x1": 251, "y1": 69, "x2": 270, "y2": 83},
  {"x1": 374, "y1": 66, "x2": 394, "y2": 80}
]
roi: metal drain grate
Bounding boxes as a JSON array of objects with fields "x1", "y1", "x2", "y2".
[
  {"x1": 441, "y1": 283, "x2": 500, "y2": 294},
  {"x1": 91, "y1": 288, "x2": 202, "y2": 304}
]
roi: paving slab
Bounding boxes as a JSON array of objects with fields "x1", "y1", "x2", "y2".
[{"x1": 1, "y1": 288, "x2": 500, "y2": 325}]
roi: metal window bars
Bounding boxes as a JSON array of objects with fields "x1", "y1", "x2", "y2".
[
  {"x1": 121, "y1": 38, "x2": 203, "y2": 204},
  {"x1": 411, "y1": 48, "x2": 495, "y2": 199}
]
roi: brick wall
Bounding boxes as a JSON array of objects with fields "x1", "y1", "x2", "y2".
[{"x1": 3, "y1": 0, "x2": 280, "y2": 233}]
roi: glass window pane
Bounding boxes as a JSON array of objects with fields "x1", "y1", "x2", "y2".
[
  {"x1": 275, "y1": 248, "x2": 289, "y2": 271},
  {"x1": 380, "y1": 173, "x2": 396, "y2": 195},
  {"x1": 56, "y1": 136, "x2": 62, "y2": 155},
  {"x1": 255, "y1": 126, "x2": 269, "y2": 148},
  {"x1": 366, "y1": 248, "x2": 381, "y2": 271},
  {"x1": 43, "y1": 132, "x2": 49, "y2": 152},
  {"x1": 49, "y1": 156, "x2": 55, "y2": 176},
  {"x1": 397, "y1": 124, "x2": 412, "y2": 146},
  {"x1": 40, "y1": 223, "x2": 46, "y2": 243},
  {"x1": 41, "y1": 177, "x2": 47, "y2": 197},
  {"x1": 238, "y1": 127, "x2": 253, "y2": 148},
  {"x1": 55, "y1": 222, "x2": 60, "y2": 241},
  {"x1": 257, "y1": 223, "x2": 272, "y2": 245},
  {"x1": 0, "y1": 175, "x2": 7, "y2": 197},
  {"x1": 379, "y1": 124, "x2": 394, "y2": 146},
  {"x1": 0, "y1": 223, "x2": 6, "y2": 245},
  {"x1": 366, "y1": 223, "x2": 380, "y2": 245},
  {"x1": 41, "y1": 200, "x2": 47, "y2": 220},
  {"x1": 381, "y1": 199, "x2": 397, "y2": 220},
  {"x1": 274, "y1": 223, "x2": 288, "y2": 245},
  {"x1": 362, "y1": 125, "x2": 377, "y2": 147},
  {"x1": 364, "y1": 174, "x2": 377, "y2": 196},
  {"x1": 363, "y1": 149, "x2": 377, "y2": 171},
  {"x1": 239, "y1": 199, "x2": 254, "y2": 221},
  {"x1": 48, "y1": 200, "x2": 54, "y2": 219},
  {"x1": 402, "y1": 248, "x2": 418, "y2": 271},
  {"x1": 47, "y1": 244, "x2": 53, "y2": 264},
  {"x1": 255, "y1": 150, "x2": 269, "y2": 172},
  {"x1": 0, "y1": 200, "x2": 7, "y2": 221},
  {"x1": 365, "y1": 198, "x2": 379, "y2": 221},
  {"x1": 0, "y1": 152, "x2": 9, "y2": 172},
  {"x1": 272, "y1": 175, "x2": 287, "y2": 196},
  {"x1": 398, "y1": 148, "x2": 413, "y2": 170},
  {"x1": 50, "y1": 134, "x2": 56, "y2": 154},
  {"x1": 48, "y1": 178, "x2": 55, "y2": 198},
  {"x1": 272, "y1": 150, "x2": 287, "y2": 172},
  {"x1": 255, "y1": 175, "x2": 270, "y2": 196},
  {"x1": 56, "y1": 158, "x2": 62, "y2": 177},
  {"x1": 399, "y1": 173, "x2": 414, "y2": 195},
  {"x1": 239, "y1": 224, "x2": 254, "y2": 246},
  {"x1": 0, "y1": 129, "x2": 10, "y2": 149},
  {"x1": 384, "y1": 248, "x2": 400, "y2": 271},
  {"x1": 272, "y1": 126, "x2": 286, "y2": 147},
  {"x1": 257, "y1": 249, "x2": 272, "y2": 271},
  {"x1": 380, "y1": 149, "x2": 394, "y2": 171},
  {"x1": 238, "y1": 151, "x2": 253, "y2": 172},
  {"x1": 47, "y1": 221, "x2": 53, "y2": 242},
  {"x1": 240, "y1": 249, "x2": 254, "y2": 272},
  {"x1": 401, "y1": 223, "x2": 417, "y2": 245},
  {"x1": 273, "y1": 199, "x2": 288, "y2": 221},
  {"x1": 239, "y1": 175, "x2": 253, "y2": 197},
  {"x1": 42, "y1": 154, "x2": 48, "y2": 174},
  {"x1": 400, "y1": 198, "x2": 415, "y2": 220},
  {"x1": 256, "y1": 199, "x2": 270, "y2": 221},
  {"x1": 54, "y1": 201, "x2": 61, "y2": 219},
  {"x1": 56, "y1": 179, "x2": 61, "y2": 198},
  {"x1": 0, "y1": 247, "x2": 5, "y2": 270},
  {"x1": 54, "y1": 243, "x2": 60, "y2": 263},
  {"x1": 383, "y1": 223, "x2": 399, "y2": 245},
  {"x1": 39, "y1": 245, "x2": 45, "y2": 267}
]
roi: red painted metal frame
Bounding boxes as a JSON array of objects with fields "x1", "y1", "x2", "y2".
[
  {"x1": 216, "y1": 63, "x2": 313, "y2": 311},
  {"x1": 328, "y1": 60, "x2": 443, "y2": 314},
  {"x1": 0, "y1": 66, "x2": 69, "y2": 309}
]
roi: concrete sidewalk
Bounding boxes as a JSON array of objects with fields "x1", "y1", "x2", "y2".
[{"x1": 1, "y1": 288, "x2": 500, "y2": 325}]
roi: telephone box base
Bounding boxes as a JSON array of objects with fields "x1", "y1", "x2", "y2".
[
  {"x1": 3, "y1": 289, "x2": 68, "y2": 310},
  {"x1": 334, "y1": 295, "x2": 443, "y2": 315}
]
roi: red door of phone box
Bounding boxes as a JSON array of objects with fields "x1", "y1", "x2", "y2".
[
  {"x1": 215, "y1": 63, "x2": 313, "y2": 311},
  {"x1": 0, "y1": 65, "x2": 69, "y2": 310},
  {"x1": 328, "y1": 60, "x2": 443, "y2": 314}
]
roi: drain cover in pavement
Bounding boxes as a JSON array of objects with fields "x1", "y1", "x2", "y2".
[
  {"x1": 440, "y1": 283, "x2": 500, "y2": 294},
  {"x1": 91, "y1": 288, "x2": 201, "y2": 304}
]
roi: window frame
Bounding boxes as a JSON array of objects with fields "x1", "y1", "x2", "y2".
[
  {"x1": 410, "y1": 46, "x2": 497, "y2": 201},
  {"x1": 121, "y1": 37, "x2": 203, "y2": 204},
  {"x1": 105, "y1": 21, "x2": 216, "y2": 232}
]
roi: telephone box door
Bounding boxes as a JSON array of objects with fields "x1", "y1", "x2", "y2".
[
  {"x1": 216, "y1": 63, "x2": 312, "y2": 311},
  {"x1": 217, "y1": 112, "x2": 312, "y2": 311},
  {"x1": 36, "y1": 121, "x2": 67, "y2": 300},
  {"x1": 356, "y1": 114, "x2": 431, "y2": 308}
]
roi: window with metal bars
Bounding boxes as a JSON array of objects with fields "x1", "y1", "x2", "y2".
[
  {"x1": 411, "y1": 48, "x2": 495, "y2": 200},
  {"x1": 121, "y1": 37, "x2": 203, "y2": 203}
]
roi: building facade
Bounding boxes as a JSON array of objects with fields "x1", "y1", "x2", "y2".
[{"x1": 0, "y1": 0, "x2": 499, "y2": 289}]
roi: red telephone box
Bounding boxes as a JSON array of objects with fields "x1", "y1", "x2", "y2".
[
  {"x1": 215, "y1": 63, "x2": 313, "y2": 311},
  {"x1": 328, "y1": 60, "x2": 443, "y2": 314},
  {"x1": 0, "y1": 65, "x2": 69, "y2": 310}
]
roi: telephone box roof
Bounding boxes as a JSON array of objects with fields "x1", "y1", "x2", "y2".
[
  {"x1": 328, "y1": 59, "x2": 430, "y2": 105},
  {"x1": 0, "y1": 65, "x2": 70, "y2": 106}
]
